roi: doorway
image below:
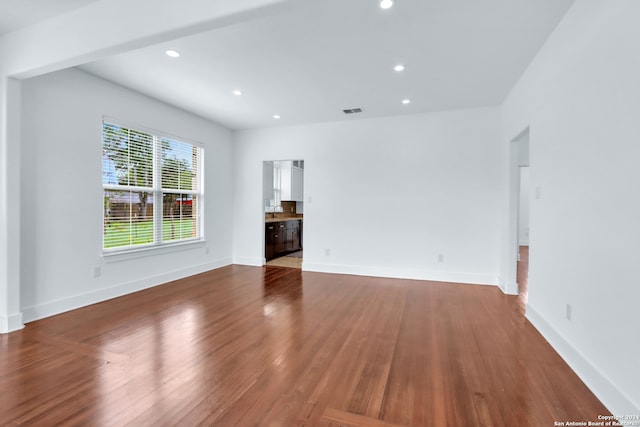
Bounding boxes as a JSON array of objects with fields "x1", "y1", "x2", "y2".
[
  {"x1": 517, "y1": 166, "x2": 530, "y2": 303},
  {"x1": 507, "y1": 128, "x2": 530, "y2": 304},
  {"x1": 263, "y1": 160, "x2": 304, "y2": 268}
]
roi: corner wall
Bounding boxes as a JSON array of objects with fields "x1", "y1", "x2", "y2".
[
  {"x1": 233, "y1": 107, "x2": 503, "y2": 285},
  {"x1": 20, "y1": 68, "x2": 234, "y2": 322},
  {"x1": 501, "y1": 0, "x2": 640, "y2": 413}
]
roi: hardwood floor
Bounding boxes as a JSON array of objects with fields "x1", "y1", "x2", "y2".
[
  {"x1": 0, "y1": 265, "x2": 609, "y2": 426},
  {"x1": 517, "y1": 245, "x2": 529, "y2": 314}
]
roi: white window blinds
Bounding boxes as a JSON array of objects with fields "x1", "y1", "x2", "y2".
[{"x1": 102, "y1": 121, "x2": 203, "y2": 252}]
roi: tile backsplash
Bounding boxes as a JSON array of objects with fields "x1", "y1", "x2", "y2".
[
  {"x1": 265, "y1": 200, "x2": 303, "y2": 220},
  {"x1": 280, "y1": 201, "x2": 296, "y2": 214}
]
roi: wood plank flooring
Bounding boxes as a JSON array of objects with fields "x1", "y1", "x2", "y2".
[
  {"x1": 0, "y1": 265, "x2": 609, "y2": 426},
  {"x1": 515, "y1": 245, "x2": 530, "y2": 317}
]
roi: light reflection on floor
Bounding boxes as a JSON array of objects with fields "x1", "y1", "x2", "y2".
[{"x1": 97, "y1": 303, "x2": 203, "y2": 424}]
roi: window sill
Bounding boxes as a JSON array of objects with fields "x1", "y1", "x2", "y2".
[{"x1": 102, "y1": 239, "x2": 206, "y2": 263}]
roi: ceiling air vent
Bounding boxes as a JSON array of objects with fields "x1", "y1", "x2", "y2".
[{"x1": 343, "y1": 107, "x2": 364, "y2": 114}]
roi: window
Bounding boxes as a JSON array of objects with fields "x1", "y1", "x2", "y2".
[{"x1": 102, "y1": 120, "x2": 203, "y2": 252}]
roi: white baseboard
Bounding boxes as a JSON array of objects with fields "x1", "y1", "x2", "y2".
[
  {"x1": 497, "y1": 275, "x2": 506, "y2": 293},
  {"x1": 21, "y1": 257, "x2": 232, "y2": 324},
  {"x1": 526, "y1": 304, "x2": 639, "y2": 414},
  {"x1": 496, "y1": 275, "x2": 518, "y2": 295},
  {"x1": 503, "y1": 281, "x2": 519, "y2": 295},
  {"x1": 302, "y1": 262, "x2": 498, "y2": 286},
  {"x1": 232, "y1": 256, "x2": 264, "y2": 267},
  {"x1": 0, "y1": 312, "x2": 24, "y2": 333}
]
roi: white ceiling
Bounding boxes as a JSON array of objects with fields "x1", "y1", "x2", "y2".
[{"x1": 3, "y1": 0, "x2": 575, "y2": 130}]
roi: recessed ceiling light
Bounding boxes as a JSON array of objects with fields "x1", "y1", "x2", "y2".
[
  {"x1": 380, "y1": 0, "x2": 393, "y2": 9},
  {"x1": 402, "y1": 99, "x2": 411, "y2": 104},
  {"x1": 394, "y1": 64, "x2": 405, "y2": 72},
  {"x1": 273, "y1": 115, "x2": 281, "y2": 119},
  {"x1": 233, "y1": 90, "x2": 242, "y2": 96},
  {"x1": 165, "y1": 49, "x2": 180, "y2": 58}
]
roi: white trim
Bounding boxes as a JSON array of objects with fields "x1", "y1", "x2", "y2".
[
  {"x1": 301, "y1": 262, "x2": 499, "y2": 286},
  {"x1": 153, "y1": 134, "x2": 162, "y2": 244},
  {"x1": 102, "y1": 239, "x2": 205, "y2": 262},
  {"x1": 0, "y1": 312, "x2": 24, "y2": 334},
  {"x1": 503, "y1": 282, "x2": 519, "y2": 295},
  {"x1": 526, "y1": 304, "x2": 639, "y2": 415},
  {"x1": 21, "y1": 257, "x2": 232, "y2": 324},
  {"x1": 103, "y1": 184, "x2": 153, "y2": 193},
  {"x1": 159, "y1": 189, "x2": 199, "y2": 195}
]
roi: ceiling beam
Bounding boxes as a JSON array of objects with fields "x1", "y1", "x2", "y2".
[{"x1": 0, "y1": 0, "x2": 292, "y2": 79}]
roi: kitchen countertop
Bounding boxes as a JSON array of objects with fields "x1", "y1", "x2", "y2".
[{"x1": 265, "y1": 217, "x2": 303, "y2": 223}]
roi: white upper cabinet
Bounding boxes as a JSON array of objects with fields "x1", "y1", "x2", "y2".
[
  {"x1": 290, "y1": 165, "x2": 304, "y2": 202},
  {"x1": 263, "y1": 161, "x2": 274, "y2": 203},
  {"x1": 277, "y1": 160, "x2": 304, "y2": 202}
]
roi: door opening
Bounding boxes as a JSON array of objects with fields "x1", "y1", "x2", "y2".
[
  {"x1": 263, "y1": 160, "x2": 304, "y2": 269},
  {"x1": 517, "y1": 166, "x2": 530, "y2": 305},
  {"x1": 507, "y1": 127, "x2": 530, "y2": 305}
]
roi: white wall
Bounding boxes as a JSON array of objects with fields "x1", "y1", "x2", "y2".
[
  {"x1": 20, "y1": 67, "x2": 234, "y2": 321},
  {"x1": 0, "y1": 77, "x2": 24, "y2": 332},
  {"x1": 501, "y1": 0, "x2": 640, "y2": 414},
  {"x1": 233, "y1": 107, "x2": 503, "y2": 285}
]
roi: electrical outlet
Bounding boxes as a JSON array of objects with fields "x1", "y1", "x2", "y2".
[
  {"x1": 93, "y1": 266, "x2": 101, "y2": 278},
  {"x1": 325, "y1": 248, "x2": 330, "y2": 256},
  {"x1": 535, "y1": 186, "x2": 542, "y2": 200},
  {"x1": 566, "y1": 304, "x2": 572, "y2": 321},
  {"x1": 205, "y1": 246, "x2": 209, "y2": 255},
  {"x1": 438, "y1": 253, "x2": 444, "y2": 263}
]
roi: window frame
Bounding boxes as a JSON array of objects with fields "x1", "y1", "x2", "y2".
[{"x1": 101, "y1": 117, "x2": 205, "y2": 256}]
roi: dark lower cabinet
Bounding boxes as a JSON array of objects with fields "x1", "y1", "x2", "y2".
[
  {"x1": 266, "y1": 219, "x2": 301, "y2": 260},
  {"x1": 265, "y1": 223, "x2": 284, "y2": 260},
  {"x1": 285, "y1": 228, "x2": 299, "y2": 251}
]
